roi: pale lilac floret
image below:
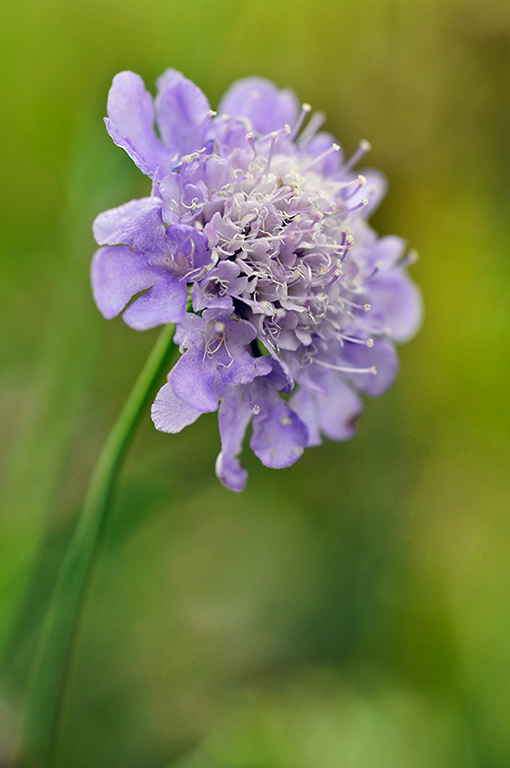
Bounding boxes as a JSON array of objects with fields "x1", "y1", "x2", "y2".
[{"x1": 92, "y1": 69, "x2": 423, "y2": 491}]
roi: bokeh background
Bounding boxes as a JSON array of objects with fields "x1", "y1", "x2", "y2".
[{"x1": 1, "y1": 0, "x2": 509, "y2": 765}]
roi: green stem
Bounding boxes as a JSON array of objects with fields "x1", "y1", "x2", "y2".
[{"x1": 15, "y1": 323, "x2": 177, "y2": 768}]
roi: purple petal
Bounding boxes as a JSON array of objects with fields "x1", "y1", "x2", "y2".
[
  {"x1": 209, "y1": 116, "x2": 255, "y2": 154},
  {"x1": 266, "y1": 357, "x2": 294, "y2": 393},
  {"x1": 197, "y1": 316, "x2": 273, "y2": 387},
  {"x1": 151, "y1": 381, "x2": 202, "y2": 433},
  {"x1": 201, "y1": 155, "x2": 231, "y2": 192},
  {"x1": 215, "y1": 387, "x2": 252, "y2": 492},
  {"x1": 92, "y1": 197, "x2": 164, "y2": 249},
  {"x1": 291, "y1": 373, "x2": 363, "y2": 445},
  {"x1": 155, "y1": 70, "x2": 210, "y2": 155},
  {"x1": 122, "y1": 275, "x2": 187, "y2": 329},
  {"x1": 287, "y1": 387, "x2": 322, "y2": 447},
  {"x1": 217, "y1": 346, "x2": 272, "y2": 387},
  {"x1": 170, "y1": 345, "x2": 219, "y2": 412},
  {"x1": 91, "y1": 245, "x2": 155, "y2": 319},
  {"x1": 317, "y1": 376, "x2": 363, "y2": 440},
  {"x1": 369, "y1": 272, "x2": 423, "y2": 343},
  {"x1": 173, "y1": 313, "x2": 207, "y2": 349},
  {"x1": 202, "y1": 313, "x2": 257, "y2": 344},
  {"x1": 250, "y1": 382, "x2": 308, "y2": 468},
  {"x1": 165, "y1": 224, "x2": 211, "y2": 276},
  {"x1": 192, "y1": 260, "x2": 246, "y2": 312},
  {"x1": 218, "y1": 77, "x2": 299, "y2": 135},
  {"x1": 372, "y1": 235, "x2": 406, "y2": 268},
  {"x1": 105, "y1": 71, "x2": 165, "y2": 176}
]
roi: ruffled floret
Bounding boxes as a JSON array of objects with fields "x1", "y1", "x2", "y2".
[{"x1": 91, "y1": 197, "x2": 213, "y2": 329}]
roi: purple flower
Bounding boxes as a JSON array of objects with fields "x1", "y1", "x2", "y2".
[{"x1": 92, "y1": 70, "x2": 422, "y2": 491}]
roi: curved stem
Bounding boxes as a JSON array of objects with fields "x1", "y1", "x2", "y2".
[{"x1": 15, "y1": 323, "x2": 177, "y2": 768}]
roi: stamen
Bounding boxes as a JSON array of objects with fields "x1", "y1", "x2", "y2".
[
  {"x1": 308, "y1": 233, "x2": 354, "y2": 265},
  {"x1": 300, "y1": 237, "x2": 353, "y2": 258},
  {"x1": 357, "y1": 325, "x2": 391, "y2": 338},
  {"x1": 172, "y1": 147, "x2": 206, "y2": 172},
  {"x1": 286, "y1": 212, "x2": 326, "y2": 248},
  {"x1": 341, "y1": 298, "x2": 371, "y2": 312},
  {"x1": 348, "y1": 198, "x2": 369, "y2": 213},
  {"x1": 341, "y1": 335, "x2": 375, "y2": 347},
  {"x1": 182, "y1": 196, "x2": 201, "y2": 212},
  {"x1": 339, "y1": 175, "x2": 367, "y2": 200},
  {"x1": 342, "y1": 234, "x2": 355, "y2": 257},
  {"x1": 363, "y1": 260, "x2": 384, "y2": 283},
  {"x1": 297, "y1": 110, "x2": 325, "y2": 146},
  {"x1": 245, "y1": 132, "x2": 257, "y2": 155},
  {"x1": 259, "y1": 232, "x2": 287, "y2": 244},
  {"x1": 191, "y1": 250, "x2": 219, "y2": 280},
  {"x1": 343, "y1": 139, "x2": 371, "y2": 171},
  {"x1": 267, "y1": 187, "x2": 300, "y2": 206},
  {"x1": 323, "y1": 266, "x2": 344, "y2": 289},
  {"x1": 315, "y1": 359, "x2": 377, "y2": 375},
  {"x1": 190, "y1": 109, "x2": 217, "y2": 148},
  {"x1": 257, "y1": 124, "x2": 292, "y2": 144},
  {"x1": 399, "y1": 248, "x2": 419, "y2": 269},
  {"x1": 289, "y1": 103, "x2": 312, "y2": 141},
  {"x1": 249, "y1": 126, "x2": 291, "y2": 186},
  {"x1": 265, "y1": 131, "x2": 279, "y2": 172},
  {"x1": 302, "y1": 143, "x2": 341, "y2": 173}
]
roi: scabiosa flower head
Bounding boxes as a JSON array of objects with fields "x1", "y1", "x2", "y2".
[{"x1": 92, "y1": 70, "x2": 422, "y2": 491}]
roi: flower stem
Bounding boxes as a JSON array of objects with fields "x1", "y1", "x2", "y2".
[{"x1": 15, "y1": 323, "x2": 176, "y2": 768}]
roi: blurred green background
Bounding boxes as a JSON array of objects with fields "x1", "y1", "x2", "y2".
[{"x1": 1, "y1": 0, "x2": 509, "y2": 765}]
